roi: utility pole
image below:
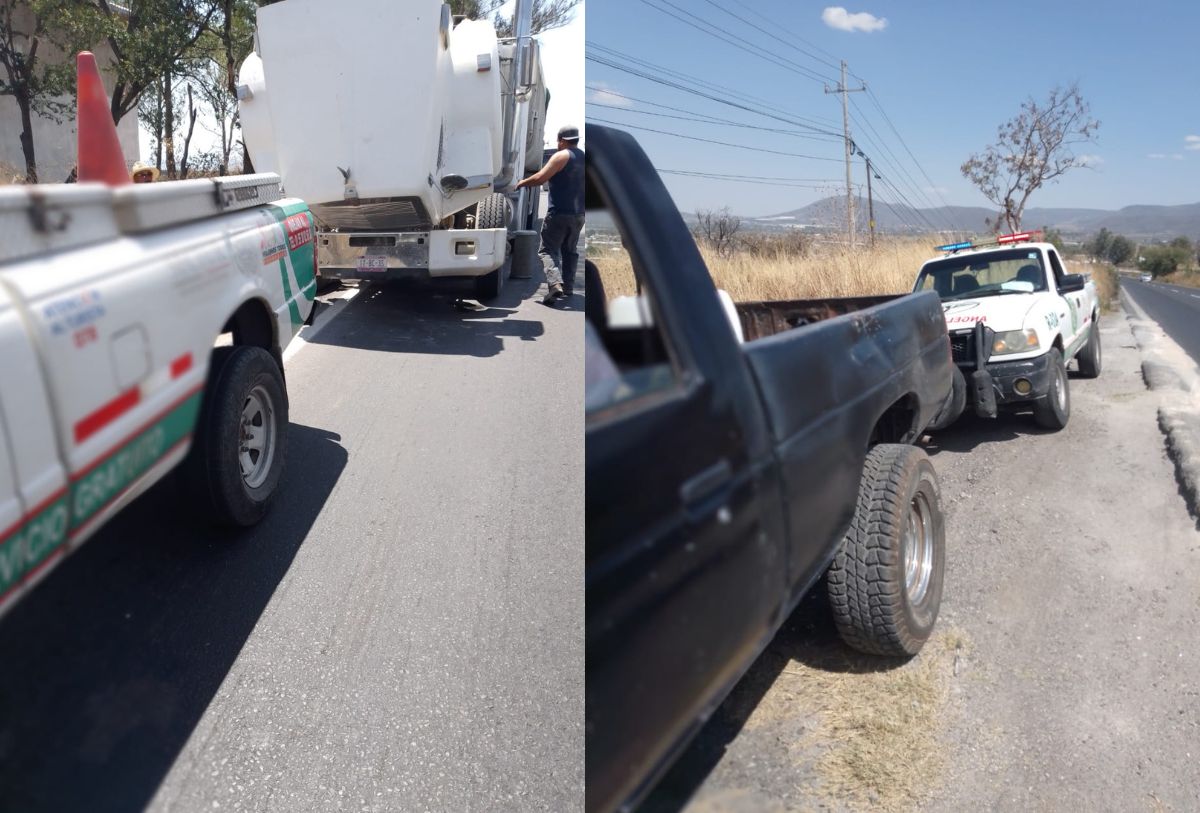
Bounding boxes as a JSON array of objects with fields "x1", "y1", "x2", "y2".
[
  {"x1": 825, "y1": 61, "x2": 866, "y2": 248},
  {"x1": 864, "y1": 155, "x2": 877, "y2": 247}
]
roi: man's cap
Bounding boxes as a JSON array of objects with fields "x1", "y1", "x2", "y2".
[{"x1": 557, "y1": 125, "x2": 580, "y2": 142}]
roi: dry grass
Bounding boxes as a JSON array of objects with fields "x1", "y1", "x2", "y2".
[
  {"x1": 591, "y1": 237, "x2": 934, "y2": 302},
  {"x1": 786, "y1": 629, "x2": 969, "y2": 811},
  {"x1": 1161, "y1": 269, "x2": 1200, "y2": 289},
  {"x1": 1086, "y1": 263, "x2": 1119, "y2": 312}
]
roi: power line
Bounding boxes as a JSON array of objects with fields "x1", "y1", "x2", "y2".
[
  {"x1": 588, "y1": 44, "x2": 791, "y2": 118},
  {"x1": 586, "y1": 117, "x2": 844, "y2": 162},
  {"x1": 657, "y1": 168, "x2": 848, "y2": 188},
  {"x1": 637, "y1": 0, "x2": 838, "y2": 87},
  {"x1": 700, "y1": 0, "x2": 843, "y2": 75},
  {"x1": 865, "y1": 87, "x2": 957, "y2": 214},
  {"x1": 586, "y1": 92, "x2": 842, "y2": 143},
  {"x1": 587, "y1": 45, "x2": 842, "y2": 136}
]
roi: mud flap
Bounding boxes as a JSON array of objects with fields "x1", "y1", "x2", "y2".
[{"x1": 972, "y1": 322, "x2": 997, "y2": 418}]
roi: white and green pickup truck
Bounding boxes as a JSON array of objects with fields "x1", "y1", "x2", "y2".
[
  {"x1": 916, "y1": 232, "x2": 1101, "y2": 431},
  {"x1": 0, "y1": 176, "x2": 316, "y2": 617}
]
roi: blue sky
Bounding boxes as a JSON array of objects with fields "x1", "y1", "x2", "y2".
[{"x1": 586, "y1": 0, "x2": 1200, "y2": 217}]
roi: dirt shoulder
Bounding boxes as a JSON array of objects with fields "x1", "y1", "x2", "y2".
[{"x1": 647, "y1": 313, "x2": 1200, "y2": 812}]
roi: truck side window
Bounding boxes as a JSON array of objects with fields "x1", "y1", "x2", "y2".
[
  {"x1": 584, "y1": 235, "x2": 680, "y2": 417},
  {"x1": 1047, "y1": 249, "x2": 1067, "y2": 285}
]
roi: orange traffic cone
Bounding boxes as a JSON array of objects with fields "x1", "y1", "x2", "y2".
[{"x1": 76, "y1": 51, "x2": 129, "y2": 186}]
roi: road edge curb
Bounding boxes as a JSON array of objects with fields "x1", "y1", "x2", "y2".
[{"x1": 1121, "y1": 288, "x2": 1200, "y2": 527}]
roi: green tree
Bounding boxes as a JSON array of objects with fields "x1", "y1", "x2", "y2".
[
  {"x1": 0, "y1": 0, "x2": 106, "y2": 181},
  {"x1": 1107, "y1": 234, "x2": 1135, "y2": 266},
  {"x1": 1139, "y1": 240, "x2": 1192, "y2": 278},
  {"x1": 961, "y1": 83, "x2": 1099, "y2": 232},
  {"x1": 97, "y1": 0, "x2": 219, "y2": 125},
  {"x1": 1087, "y1": 227, "x2": 1113, "y2": 260},
  {"x1": 1043, "y1": 226, "x2": 1065, "y2": 252}
]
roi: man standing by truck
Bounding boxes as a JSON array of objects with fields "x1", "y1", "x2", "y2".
[{"x1": 517, "y1": 125, "x2": 585, "y2": 305}]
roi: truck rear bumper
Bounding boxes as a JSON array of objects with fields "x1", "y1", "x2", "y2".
[{"x1": 316, "y1": 228, "x2": 507, "y2": 280}]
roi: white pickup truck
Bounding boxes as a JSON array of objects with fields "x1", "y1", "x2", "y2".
[
  {"x1": 915, "y1": 232, "x2": 1101, "y2": 431},
  {"x1": 0, "y1": 175, "x2": 316, "y2": 618}
]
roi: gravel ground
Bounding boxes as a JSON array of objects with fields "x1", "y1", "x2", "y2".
[{"x1": 649, "y1": 310, "x2": 1200, "y2": 812}]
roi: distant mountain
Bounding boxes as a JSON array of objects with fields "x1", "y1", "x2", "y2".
[{"x1": 756, "y1": 196, "x2": 1200, "y2": 240}]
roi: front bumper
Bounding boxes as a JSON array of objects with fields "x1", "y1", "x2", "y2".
[
  {"x1": 316, "y1": 228, "x2": 507, "y2": 280},
  {"x1": 961, "y1": 352, "x2": 1054, "y2": 405}
]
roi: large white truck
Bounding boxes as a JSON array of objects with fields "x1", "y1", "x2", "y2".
[
  {"x1": 0, "y1": 54, "x2": 316, "y2": 619},
  {"x1": 915, "y1": 231, "x2": 1102, "y2": 431},
  {"x1": 237, "y1": 0, "x2": 548, "y2": 300}
]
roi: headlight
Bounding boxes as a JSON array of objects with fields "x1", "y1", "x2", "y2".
[{"x1": 992, "y1": 328, "x2": 1040, "y2": 355}]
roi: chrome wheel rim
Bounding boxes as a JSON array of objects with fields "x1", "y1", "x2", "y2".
[
  {"x1": 239, "y1": 384, "x2": 276, "y2": 490},
  {"x1": 1055, "y1": 364, "x2": 1066, "y2": 411},
  {"x1": 903, "y1": 491, "x2": 935, "y2": 607}
]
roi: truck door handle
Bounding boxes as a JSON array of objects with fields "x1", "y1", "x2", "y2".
[{"x1": 680, "y1": 459, "x2": 733, "y2": 518}]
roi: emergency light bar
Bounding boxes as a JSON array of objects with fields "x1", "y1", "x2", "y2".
[{"x1": 935, "y1": 230, "x2": 1043, "y2": 253}]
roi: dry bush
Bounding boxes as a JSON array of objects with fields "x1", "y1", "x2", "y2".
[
  {"x1": 592, "y1": 234, "x2": 933, "y2": 303},
  {"x1": 1085, "y1": 263, "x2": 1119, "y2": 312},
  {"x1": 1162, "y1": 269, "x2": 1200, "y2": 290}
]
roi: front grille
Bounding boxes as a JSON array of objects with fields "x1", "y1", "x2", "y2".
[
  {"x1": 950, "y1": 330, "x2": 975, "y2": 363},
  {"x1": 310, "y1": 196, "x2": 431, "y2": 231}
]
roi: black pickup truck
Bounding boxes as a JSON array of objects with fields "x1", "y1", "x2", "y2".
[{"x1": 584, "y1": 126, "x2": 956, "y2": 813}]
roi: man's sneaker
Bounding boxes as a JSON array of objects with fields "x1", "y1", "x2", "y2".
[{"x1": 542, "y1": 283, "x2": 564, "y2": 305}]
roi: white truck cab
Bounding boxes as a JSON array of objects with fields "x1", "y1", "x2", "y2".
[{"x1": 915, "y1": 232, "x2": 1101, "y2": 431}]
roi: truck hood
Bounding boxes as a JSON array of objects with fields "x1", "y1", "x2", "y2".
[{"x1": 941, "y1": 295, "x2": 1038, "y2": 332}]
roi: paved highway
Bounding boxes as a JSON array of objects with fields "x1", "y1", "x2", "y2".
[
  {"x1": 0, "y1": 276, "x2": 584, "y2": 812},
  {"x1": 1120, "y1": 275, "x2": 1200, "y2": 365}
]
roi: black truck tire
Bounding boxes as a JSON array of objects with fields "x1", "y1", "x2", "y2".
[
  {"x1": 827, "y1": 443, "x2": 945, "y2": 657},
  {"x1": 476, "y1": 192, "x2": 510, "y2": 230},
  {"x1": 185, "y1": 346, "x2": 288, "y2": 527},
  {"x1": 473, "y1": 193, "x2": 511, "y2": 300},
  {"x1": 1033, "y1": 347, "x2": 1070, "y2": 430},
  {"x1": 927, "y1": 365, "x2": 966, "y2": 432},
  {"x1": 1076, "y1": 318, "x2": 1102, "y2": 378}
]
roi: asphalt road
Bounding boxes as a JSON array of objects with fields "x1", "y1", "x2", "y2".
[
  {"x1": 644, "y1": 312, "x2": 1200, "y2": 812},
  {"x1": 1120, "y1": 276, "x2": 1200, "y2": 366},
  {"x1": 0, "y1": 274, "x2": 584, "y2": 812}
]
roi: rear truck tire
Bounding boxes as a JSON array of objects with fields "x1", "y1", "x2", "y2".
[
  {"x1": 1076, "y1": 318, "x2": 1102, "y2": 378},
  {"x1": 927, "y1": 365, "x2": 966, "y2": 432},
  {"x1": 473, "y1": 192, "x2": 511, "y2": 301},
  {"x1": 184, "y1": 346, "x2": 288, "y2": 527},
  {"x1": 1033, "y1": 347, "x2": 1070, "y2": 430},
  {"x1": 827, "y1": 443, "x2": 945, "y2": 657}
]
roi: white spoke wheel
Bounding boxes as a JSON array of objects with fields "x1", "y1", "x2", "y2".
[
  {"x1": 238, "y1": 385, "x2": 277, "y2": 489},
  {"x1": 1033, "y1": 347, "x2": 1070, "y2": 431},
  {"x1": 828, "y1": 444, "x2": 945, "y2": 657},
  {"x1": 1077, "y1": 318, "x2": 1102, "y2": 379},
  {"x1": 184, "y1": 346, "x2": 289, "y2": 527}
]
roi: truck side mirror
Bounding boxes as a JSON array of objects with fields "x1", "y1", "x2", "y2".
[
  {"x1": 1059, "y1": 273, "x2": 1086, "y2": 293},
  {"x1": 520, "y1": 40, "x2": 538, "y2": 88}
]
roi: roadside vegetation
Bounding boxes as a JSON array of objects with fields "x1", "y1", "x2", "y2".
[{"x1": 590, "y1": 215, "x2": 934, "y2": 302}]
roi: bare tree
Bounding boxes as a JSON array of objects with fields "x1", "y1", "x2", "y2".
[
  {"x1": 695, "y1": 207, "x2": 742, "y2": 257},
  {"x1": 961, "y1": 83, "x2": 1099, "y2": 233}
]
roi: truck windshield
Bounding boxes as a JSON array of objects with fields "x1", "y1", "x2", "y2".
[{"x1": 915, "y1": 249, "x2": 1047, "y2": 300}]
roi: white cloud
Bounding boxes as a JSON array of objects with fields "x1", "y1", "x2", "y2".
[
  {"x1": 1148, "y1": 153, "x2": 1184, "y2": 160},
  {"x1": 1077, "y1": 154, "x2": 1103, "y2": 167},
  {"x1": 587, "y1": 81, "x2": 633, "y2": 108},
  {"x1": 821, "y1": 7, "x2": 888, "y2": 33},
  {"x1": 1185, "y1": 135, "x2": 1200, "y2": 151}
]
